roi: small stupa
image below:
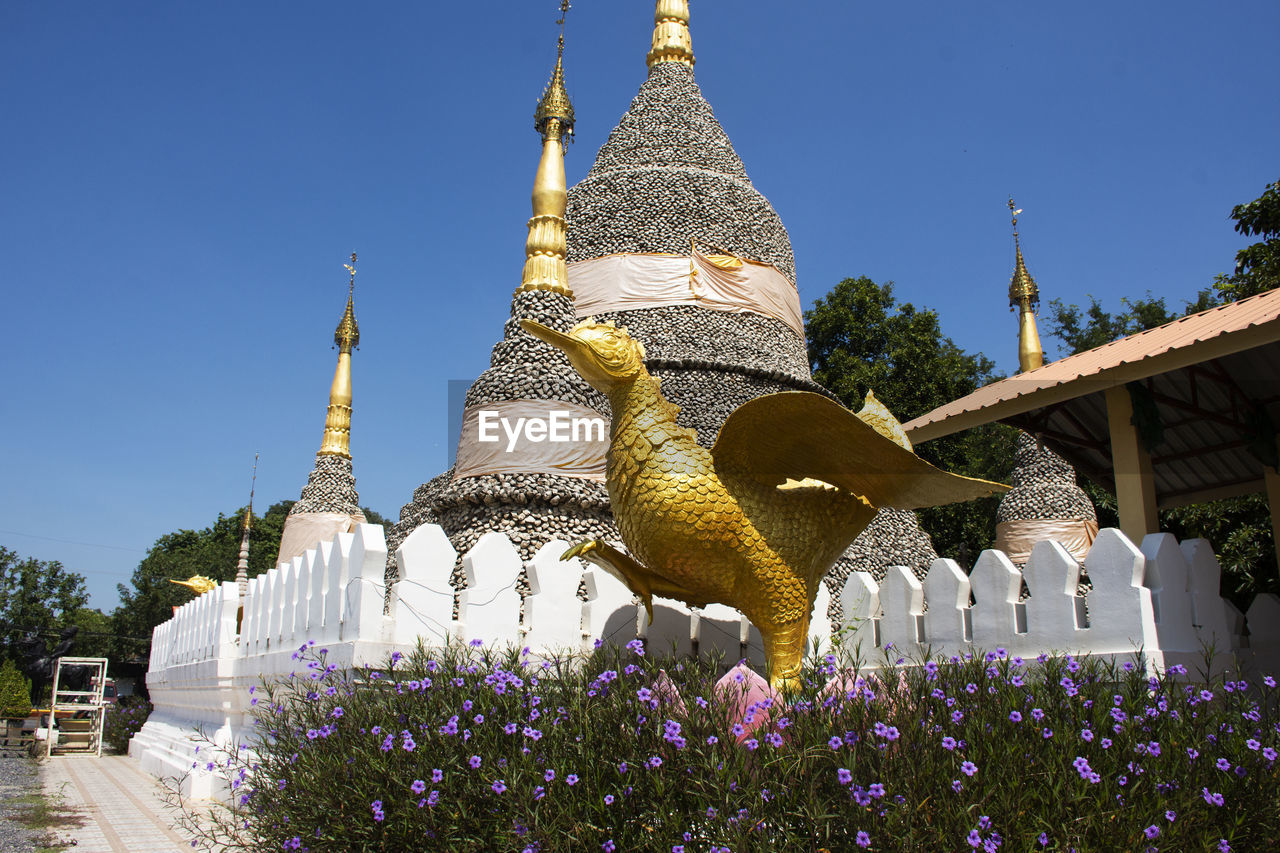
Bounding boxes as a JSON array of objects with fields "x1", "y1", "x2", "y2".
[
  {"x1": 992, "y1": 201, "x2": 1097, "y2": 564},
  {"x1": 276, "y1": 256, "x2": 367, "y2": 566}
]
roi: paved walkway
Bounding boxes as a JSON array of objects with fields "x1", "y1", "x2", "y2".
[{"x1": 41, "y1": 754, "x2": 199, "y2": 852}]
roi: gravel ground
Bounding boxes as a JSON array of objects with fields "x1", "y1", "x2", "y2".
[{"x1": 0, "y1": 750, "x2": 44, "y2": 853}]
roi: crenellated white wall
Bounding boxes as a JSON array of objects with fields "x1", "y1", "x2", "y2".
[{"x1": 132, "y1": 523, "x2": 1280, "y2": 800}]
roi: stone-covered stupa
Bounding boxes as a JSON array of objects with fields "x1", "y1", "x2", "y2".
[
  {"x1": 564, "y1": 0, "x2": 825, "y2": 444},
  {"x1": 991, "y1": 201, "x2": 1097, "y2": 565},
  {"x1": 277, "y1": 257, "x2": 367, "y2": 566},
  {"x1": 386, "y1": 18, "x2": 619, "y2": 587},
  {"x1": 562, "y1": 1, "x2": 940, "y2": 612}
]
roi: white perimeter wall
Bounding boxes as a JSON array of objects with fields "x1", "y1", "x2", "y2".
[{"x1": 132, "y1": 522, "x2": 1280, "y2": 800}]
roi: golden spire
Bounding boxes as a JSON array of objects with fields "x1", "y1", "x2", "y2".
[
  {"x1": 647, "y1": 0, "x2": 695, "y2": 68},
  {"x1": 234, "y1": 454, "x2": 257, "y2": 598},
  {"x1": 1008, "y1": 199, "x2": 1044, "y2": 372},
  {"x1": 518, "y1": 3, "x2": 574, "y2": 296},
  {"x1": 319, "y1": 254, "x2": 358, "y2": 457}
]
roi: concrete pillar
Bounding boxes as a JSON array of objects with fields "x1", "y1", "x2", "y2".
[
  {"x1": 1265, "y1": 456, "x2": 1280, "y2": 579},
  {"x1": 1106, "y1": 385, "x2": 1158, "y2": 543}
]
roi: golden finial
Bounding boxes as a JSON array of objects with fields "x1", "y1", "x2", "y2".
[
  {"x1": 1007, "y1": 199, "x2": 1044, "y2": 372},
  {"x1": 535, "y1": 3, "x2": 575, "y2": 143},
  {"x1": 647, "y1": 0, "x2": 694, "y2": 69},
  {"x1": 518, "y1": 4, "x2": 574, "y2": 296},
  {"x1": 335, "y1": 252, "x2": 359, "y2": 354},
  {"x1": 320, "y1": 255, "x2": 357, "y2": 457}
]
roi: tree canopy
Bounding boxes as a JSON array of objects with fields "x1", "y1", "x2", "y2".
[
  {"x1": 1216, "y1": 177, "x2": 1280, "y2": 302},
  {"x1": 111, "y1": 500, "x2": 391, "y2": 667},
  {"x1": 806, "y1": 277, "x2": 1017, "y2": 563},
  {"x1": 0, "y1": 546, "x2": 112, "y2": 664}
]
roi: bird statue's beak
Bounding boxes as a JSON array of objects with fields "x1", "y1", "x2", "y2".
[{"x1": 520, "y1": 319, "x2": 590, "y2": 359}]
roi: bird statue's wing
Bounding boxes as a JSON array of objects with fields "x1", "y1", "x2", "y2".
[{"x1": 711, "y1": 391, "x2": 1008, "y2": 509}]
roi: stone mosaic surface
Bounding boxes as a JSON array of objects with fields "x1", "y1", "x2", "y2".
[
  {"x1": 566, "y1": 63, "x2": 795, "y2": 285},
  {"x1": 997, "y1": 432, "x2": 1097, "y2": 523},
  {"x1": 289, "y1": 454, "x2": 362, "y2": 517}
]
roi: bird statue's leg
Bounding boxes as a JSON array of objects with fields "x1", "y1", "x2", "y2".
[
  {"x1": 762, "y1": 619, "x2": 809, "y2": 694},
  {"x1": 562, "y1": 540, "x2": 657, "y2": 624}
]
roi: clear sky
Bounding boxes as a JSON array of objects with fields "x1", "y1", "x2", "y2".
[{"x1": 4, "y1": 1, "x2": 1277, "y2": 612}]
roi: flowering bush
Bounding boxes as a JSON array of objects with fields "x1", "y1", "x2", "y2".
[
  {"x1": 181, "y1": 642, "x2": 1278, "y2": 852},
  {"x1": 104, "y1": 695, "x2": 152, "y2": 753}
]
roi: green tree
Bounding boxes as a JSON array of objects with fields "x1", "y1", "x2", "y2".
[
  {"x1": 806, "y1": 277, "x2": 1018, "y2": 562},
  {"x1": 0, "y1": 546, "x2": 94, "y2": 660},
  {"x1": 110, "y1": 502, "x2": 289, "y2": 665},
  {"x1": 1215, "y1": 177, "x2": 1280, "y2": 301},
  {"x1": 111, "y1": 500, "x2": 390, "y2": 665},
  {"x1": 0, "y1": 659, "x2": 32, "y2": 719}
]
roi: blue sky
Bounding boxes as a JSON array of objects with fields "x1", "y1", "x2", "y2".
[{"x1": 4, "y1": 1, "x2": 1277, "y2": 611}]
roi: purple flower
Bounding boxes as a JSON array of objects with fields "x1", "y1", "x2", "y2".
[
  {"x1": 952, "y1": 779, "x2": 963, "y2": 793},
  {"x1": 1219, "y1": 840, "x2": 1232, "y2": 852},
  {"x1": 1145, "y1": 825, "x2": 1160, "y2": 840},
  {"x1": 492, "y1": 779, "x2": 507, "y2": 794},
  {"x1": 545, "y1": 769, "x2": 556, "y2": 782},
  {"x1": 1080, "y1": 728, "x2": 1094, "y2": 742},
  {"x1": 1202, "y1": 787, "x2": 1225, "y2": 806},
  {"x1": 856, "y1": 830, "x2": 870, "y2": 848},
  {"x1": 868, "y1": 782, "x2": 885, "y2": 799},
  {"x1": 604, "y1": 794, "x2": 615, "y2": 805},
  {"x1": 1038, "y1": 832, "x2": 1049, "y2": 847},
  {"x1": 967, "y1": 829, "x2": 982, "y2": 848},
  {"x1": 1165, "y1": 810, "x2": 1176, "y2": 822},
  {"x1": 837, "y1": 768, "x2": 853, "y2": 785},
  {"x1": 1009, "y1": 711, "x2": 1022, "y2": 723},
  {"x1": 331, "y1": 707, "x2": 344, "y2": 718},
  {"x1": 942, "y1": 736, "x2": 957, "y2": 750},
  {"x1": 411, "y1": 779, "x2": 426, "y2": 794},
  {"x1": 829, "y1": 736, "x2": 843, "y2": 750},
  {"x1": 602, "y1": 842, "x2": 616, "y2": 852},
  {"x1": 469, "y1": 755, "x2": 482, "y2": 769},
  {"x1": 961, "y1": 761, "x2": 977, "y2": 777},
  {"x1": 567, "y1": 774, "x2": 579, "y2": 786},
  {"x1": 648, "y1": 756, "x2": 663, "y2": 769},
  {"x1": 1216, "y1": 758, "x2": 1231, "y2": 771},
  {"x1": 432, "y1": 768, "x2": 443, "y2": 783}
]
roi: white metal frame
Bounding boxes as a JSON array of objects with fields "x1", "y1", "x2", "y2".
[{"x1": 47, "y1": 657, "x2": 109, "y2": 757}]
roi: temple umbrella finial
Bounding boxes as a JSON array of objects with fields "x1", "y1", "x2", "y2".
[
  {"x1": 1007, "y1": 198, "x2": 1044, "y2": 372},
  {"x1": 519, "y1": 4, "x2": 575, "y2": 297},
  {"x1": 319, "y1": 255, "x2": 358, "y2": 457},
  {"x1": 647, "y1": 0, "x2": 694, "y2": 69}
]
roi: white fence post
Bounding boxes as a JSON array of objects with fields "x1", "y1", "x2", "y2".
[
  {"x1": 523, "y1": 540, "x2": 584, "y2": 655},
  {"x1": 390, "y1": 524, "x2": 458, "y2": 647},
  {"x1": 457, "y1": 532, "x2": 523, "y2": 649}
]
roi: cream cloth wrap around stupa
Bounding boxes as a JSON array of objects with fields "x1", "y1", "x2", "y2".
[
  {"x1": 452, "y1": 401, "x2": 609, "y2": 482},
  {"x1": 566, "y1": 250, "x2": 805, "y2": 336},
  {"x1": 994, "y1": 519, "x2": 1100, "y2": 565},
  {"x1": 277, "y1": 511, "x2": 367, "y2": 567}
]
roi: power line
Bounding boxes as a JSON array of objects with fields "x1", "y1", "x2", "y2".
[{"x1": 0, "y1": 529, "x2": 144, "y2": 554}]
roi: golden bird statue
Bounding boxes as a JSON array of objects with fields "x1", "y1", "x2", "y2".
[
  {"x1": 168, "y1": 576, "x2": 219, "y2": 595},
  {"x1": 523, "y1": 317, "x2": 1009, "y2": 690}
]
